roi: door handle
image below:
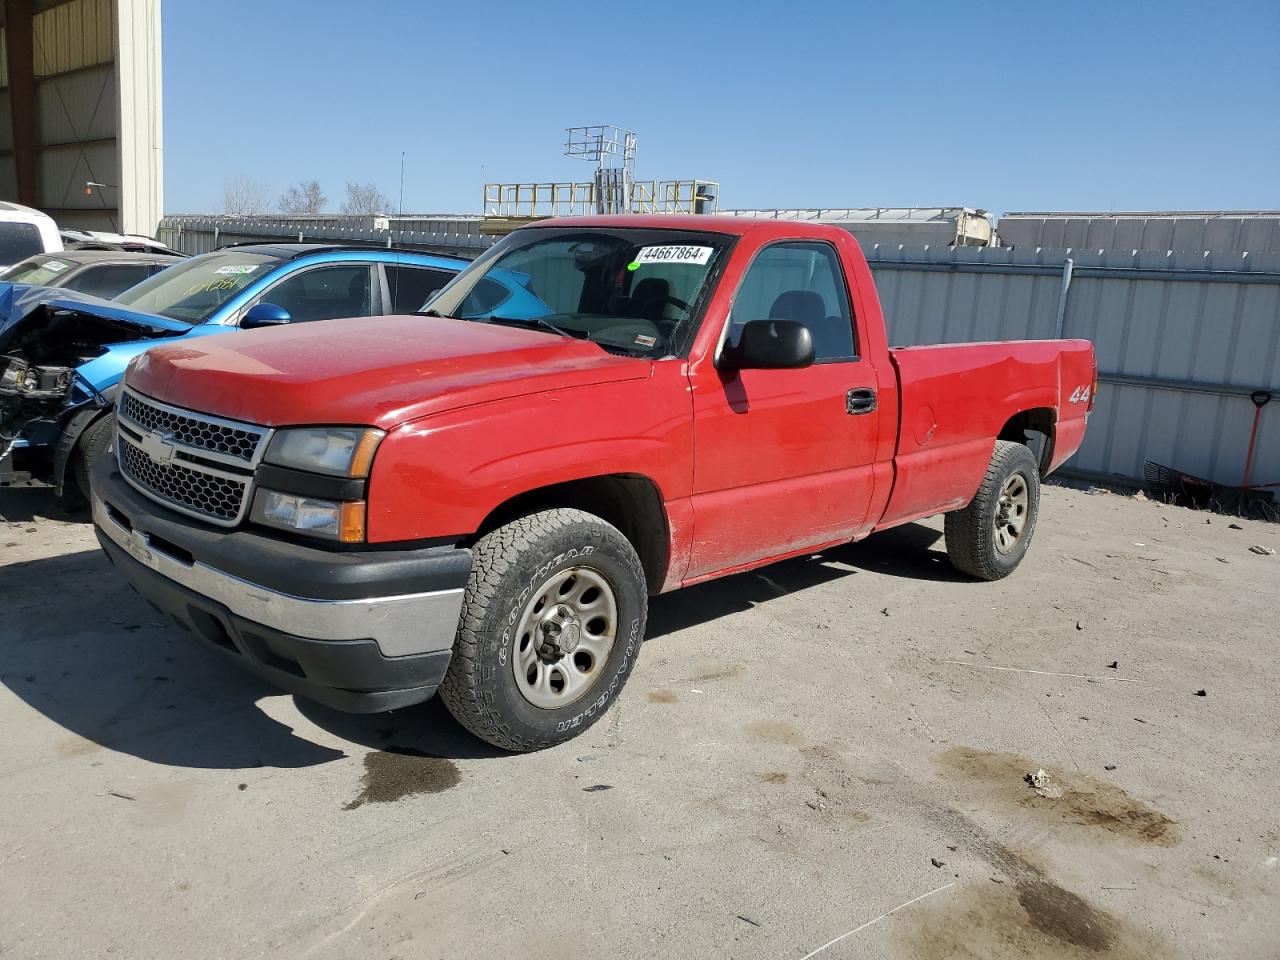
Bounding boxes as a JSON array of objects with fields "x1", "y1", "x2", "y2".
[{"x1": 846, "y1": 388, "x2": 877, "y2": 415}]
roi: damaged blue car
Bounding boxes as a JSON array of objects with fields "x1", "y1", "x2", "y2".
[{"x1": 0, "y1": 243, "x2": 466, "y2": 498}]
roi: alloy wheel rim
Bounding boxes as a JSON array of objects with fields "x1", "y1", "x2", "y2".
[
  {"x1": 512, "y1": 566, "x2": 618, "y2": 709},
  {"x1": 993, "y1": 473, "x2": 1029, "y2": 555}
]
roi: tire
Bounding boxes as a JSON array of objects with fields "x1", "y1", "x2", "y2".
[
  {"x1": 945, "y1": 440, "x2": 1041, "y2": 581},
  {"x1": 439, "y1": 508, "x2": 648, "y2": 752},
  {"x1": 73, "y1": 413, "x2": 115, "y2": 501}
]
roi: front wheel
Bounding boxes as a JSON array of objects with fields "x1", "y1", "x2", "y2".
[
  {"x1": 439, "y1": 508, "x2": 648, "y2": 752},
  {"x1": 945, "y1": 440, "x2": 1041, "y2": 581},
  {"x1": 72, "y1": 413, "x2": 115, "y2": 501}
]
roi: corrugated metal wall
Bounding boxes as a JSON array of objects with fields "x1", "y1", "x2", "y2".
[
  {"x1": 0, "y1": 0, "x2": 162, "y2": 234},
  {"x1": 32, "y1": 0, "x2": 117, "y2": 230},
  {"x1": 866, "y1": 244, "x2": 1280, "y2": 489},
  {"x1": 999, "y1": 212, "x2": 1280, "y2": 256},
  {"x1": 156, "y1": 214, "x2": 493, "y2": 258}
]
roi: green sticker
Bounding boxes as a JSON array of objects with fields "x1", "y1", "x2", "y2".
[{"x1": 627, "y1": 262, "x2": 640, "y2": 271}]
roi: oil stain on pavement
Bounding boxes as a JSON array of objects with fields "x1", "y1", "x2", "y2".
[
  {"x1": 344, "y1": 747, "x2": 461, "y2": 810},
  {"x1": 899, "y1": 779, "x2": 1174, "y2": 958},
  {"x1": 935, "y1": 747, "x2": 1180, "y2": 846}
]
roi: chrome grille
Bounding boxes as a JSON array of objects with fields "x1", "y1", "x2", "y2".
[
  {"x1": 118, "y1": 437, "x2": 249, "y2": 523},
  {"x1": 120, "y1": 389, "x2": 263, "y2": 464},
  {"x1": 115, "y1": 388, "x2": 270, "y2": 527}
]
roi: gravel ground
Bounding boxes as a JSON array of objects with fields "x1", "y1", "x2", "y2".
[{"x1": 1, "y1": 483, "x2": 1277, "y2": 960}]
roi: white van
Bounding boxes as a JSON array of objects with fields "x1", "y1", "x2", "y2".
[{"x1": 0, "y1": 202, "x2": 63, "y2": 271}]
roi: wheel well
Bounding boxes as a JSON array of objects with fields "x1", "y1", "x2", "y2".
[
  {"x1": 469, "y1": 474, "x2": 670, "y2": 594},
  {"x1": 998, "y1": 407, "x2": 1056, "y2": 472}
]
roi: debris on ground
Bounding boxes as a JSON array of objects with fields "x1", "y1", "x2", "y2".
[
  {"x1": 105, "y1": 790, "x2": 136, "y2": 801},
  {"x1": 930, "y1": 857, "x2": 945, "y2": 868},
  {"x1": 1076, "y1": 621, "x2": 1083, "y2": 630},
  {"x1": 1228, "y1": 523, "x2": 1243, "y2": 530},
  {"x1": 1195, "y1": 689, "x2": 1207, "y2": 697},
  {"x1": 1107, "y1": 661, "x2": 1119, "y2": 669},
  {"x1": 880, "y1": 607, "x2": 890, "y2": 616},
  {"x1": 1248, "y1": 545, "x2": 1275, "y2": 556},
  {"x1": 1133, "y1": 490, "x2": 1148, "y2": 502},
  {"x1": 1025, "y1": 768, "x2": 1064, "y2": 799},
  {"x1": 1104, "y1": 765, "x2": 1117, "y2": 771},
  {"x1": 583, "y1": 784, "x2": 613, "y2": 792},
  {"x1": 736, "y1": 914, "x2": 761, "y2": 928},
  {"x1": 1216, "y1": 557, "x2": 1231, "y2": 563}
]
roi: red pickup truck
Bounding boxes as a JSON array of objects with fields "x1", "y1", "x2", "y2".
[{"x1": 91, "y1": 216, "x2": 1094, "y2": 750}]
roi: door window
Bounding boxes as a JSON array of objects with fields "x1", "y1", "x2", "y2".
[
  {"x1": 385, "y1": 265, "x2": 454, "y2": 312},
  {"x1": 727, "y1": 242, "x2": 856, "y2": 361},
  {"x1": 62, "y1": 263, "x2": 154, "y2": 299},
  {"x1": 255, "y1": 265, "x2": 373, "y2": 323}
]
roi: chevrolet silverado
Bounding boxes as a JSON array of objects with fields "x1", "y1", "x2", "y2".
[{"x1": 89, "y1": 216, "x2": 1095, "y2": 751}]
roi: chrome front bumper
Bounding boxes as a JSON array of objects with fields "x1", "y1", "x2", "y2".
[{"x1": 92, "y1": 490, "x2": 465, "y2": 659}]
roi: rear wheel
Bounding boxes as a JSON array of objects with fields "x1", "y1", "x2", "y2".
[
  {"x1": 945, "y1": 440, "x2": 1041, "y2": 581},
  {"x1": 439, "y1": 508, "x2": 647, "y2": 752},
  {"x1": 72, "y1": 413, "x2": 115, "y2": 501}
]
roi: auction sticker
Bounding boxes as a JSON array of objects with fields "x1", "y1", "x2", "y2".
[
  {"x1": 44, "y1": 260, "x2": 70, "y2": 273},
  {"x1": 631, "y1": 245, "x2": 713, "y2": 267},
  {"x1": 215, "y1": 264, "x2": 260, "y2": 275}
]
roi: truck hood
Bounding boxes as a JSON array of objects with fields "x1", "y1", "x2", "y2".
[
  {"x1": 126, "y1": 314, "x2": 652, "y2": 428},
  {"x1": 0, "y1": 281, "x2": 192, "y2": 348}
]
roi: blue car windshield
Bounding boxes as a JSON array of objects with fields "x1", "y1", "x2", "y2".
[
  {"x1": 424, "y1": 227, "x2": 733, "y2": 358},
  {"x1": 114, "y1": 251, "x2": 283, "y2": 323}
]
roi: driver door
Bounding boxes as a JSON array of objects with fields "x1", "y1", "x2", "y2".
[{"x1": 685, "y1": 241, "x2": 880, "y2": 580}]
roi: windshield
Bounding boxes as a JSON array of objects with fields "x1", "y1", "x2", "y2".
[
  {"x1": 114, "y1": 250, "x2": 283, "y2": 322},
  {"x1": 425, "y1": 227, "x2": 734, "y2": 357},
  {"x1": 1, "y1": 256, "x2": 74, "y2": 285}
]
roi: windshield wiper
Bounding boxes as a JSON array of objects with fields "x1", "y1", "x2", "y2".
[{"x1": 482, "y1": 315, "x2": 588, "y2": 341}]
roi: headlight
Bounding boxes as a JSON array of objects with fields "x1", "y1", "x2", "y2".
[
  {"x1": 263, "y1": 427, "x2": 384, "y2": 477},
  {"x1": 0, "y1": 356, "x2": 30, "y2": 393},
  {"x1": 250, "y1": 490, "x2": 367, "y2": 543}
]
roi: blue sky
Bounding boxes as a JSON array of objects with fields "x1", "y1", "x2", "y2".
[{"x1": 162, "y1": 0, "x2": 1280, "y2": 216}]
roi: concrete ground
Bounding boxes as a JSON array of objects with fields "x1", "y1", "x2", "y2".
[{"x1": 1, "y1": 484, "x2": 1277, "y2": 960}]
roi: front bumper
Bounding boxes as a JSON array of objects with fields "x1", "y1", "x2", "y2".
[{"x1": 92, "y1": 460, "x2": 471, "y2": 713}]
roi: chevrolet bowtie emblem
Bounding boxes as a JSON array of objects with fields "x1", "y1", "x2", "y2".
[{"x1": 139, "y1": 429, "x2": 177, "y2": 463}]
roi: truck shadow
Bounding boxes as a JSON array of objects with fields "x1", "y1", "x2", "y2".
[
  {"x1": 2, "y1": 521, "x2": 959, "y2": 770},
  {"x1": 0, "y1": 548, "x2": 504, "y2": 770},
  {"x1": 648, "y1": 521, "x2": 958, "y2": 639},
  {"x1": 0, "y1": 486, "x2": 88, "y2": 524}
]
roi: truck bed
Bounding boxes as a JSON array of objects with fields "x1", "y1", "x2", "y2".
[{"x1": 875, "y1": 339, "x2": 1095, "y2": 530}]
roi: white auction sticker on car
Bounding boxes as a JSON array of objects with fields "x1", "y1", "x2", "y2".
[
  {"x1": 630, "y1": 245, "x2": 713, "y2": 267},
  {"x1": 215, "y1": 264, "x2": 259, "y2": 275},
  {"x1": 44, "y1": 260, "x2": 70, "y2": 273}
]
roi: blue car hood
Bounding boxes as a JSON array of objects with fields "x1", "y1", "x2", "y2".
[{"x1": 0, "y1": 281, "x2": 192, "y2": 348}]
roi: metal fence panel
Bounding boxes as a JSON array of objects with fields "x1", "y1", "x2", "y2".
[
  {"x1": 863, "y1": 243, "x2": 1280, "y2": 489},
  {"x1": 999, "y1": 212, "x2": 1280, "y2": 256}
]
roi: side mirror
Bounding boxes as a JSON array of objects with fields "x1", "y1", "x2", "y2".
[
  {"x1": 718, "y1": 319, "x2": 815, "y2": 370},
  {"x1": 241, "y1": 302, "x2": 292, "y2": 329}
]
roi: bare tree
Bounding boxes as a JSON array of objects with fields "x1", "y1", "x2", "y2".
[
  {"x1": 222, "y1": 175, "x2": 270, "y2": 216},
  {"x1": 278, "y1": 179, "x2": 327, "y2": 216},
  {"x1": 340, "y1": 181, "x2": 392, "y2": 215}
]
